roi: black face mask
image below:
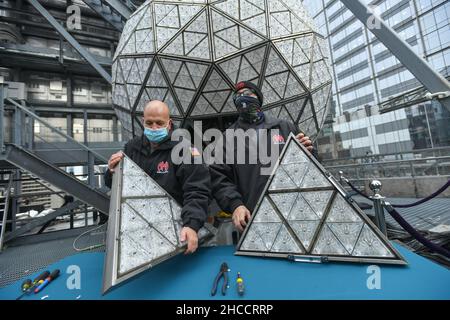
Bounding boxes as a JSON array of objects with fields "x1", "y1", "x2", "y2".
[{"x1": 234, "y1": 96, "x2": 264, "y2": 123}]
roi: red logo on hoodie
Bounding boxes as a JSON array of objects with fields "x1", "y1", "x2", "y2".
[
  {"x1": 157, "y1": 161, "x2": 169, "y2": 174},
  {"x1": 272, "y1": 134, "x2": 285, "y2": 145}
]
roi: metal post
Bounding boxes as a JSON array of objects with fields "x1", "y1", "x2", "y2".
[
  {"x1": 369, "y1": 180, "x2": 387, "y2": 236},
  {"x1": 339, "y1": 170, "x2": 344, "y2": 184},
  {"x1": 12, "y1": 105, "x2": 21, "y2": 147},
  {"x1": 67, "y1": 73, "x2": 73, "y2": 109},
  {"x1": 27, "y1": 102, "x2": 34, "y2": 150},
  {"x1": 88, "y1": 152, "x2": 95, "y2": 187},
  {"x1": 424, "y1": 103, "x2": 435, "y2": 148},
  {"x1": 0, "y1": 84, "x2": 5, "y2": 153},
  {"x1": 112, "y1": 116, "x2": 118, "y2": 142},
  {"x1": 70, "y1": 211, "x2": 74, "y2": 229},
  {"x1": 66, "y1": 113, "x2": 73, "y2": 141},
  {"x1": 340, "y1": 0, "x2": 450, "y2": 112},
  {"x1": 11, "y1": 169, "x2": 20, "y2": 232},
  {"x1": 59, "y1": 36, "x2": 64, "y2": 65},
  {"x1": 83, "y1": 109, "x2": 88, "y2": 145},
  {"x1": 84, "y1": 204, "x2": 88, "y2": 227}
]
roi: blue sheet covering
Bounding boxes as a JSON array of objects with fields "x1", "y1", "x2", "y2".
[{"x1": 1, "y1": 244, "x2": 449, "y2": 300}]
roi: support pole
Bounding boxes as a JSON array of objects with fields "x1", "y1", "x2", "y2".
[
  {"x1": 369, "y1": 180, "x2": 387, "y2": 236},
  {"x1": 0, "y1": 84, "x2": 5, "y2": 154},
  {"x1": 340, "y1": 0, "x2": 450, "y2": 112}
]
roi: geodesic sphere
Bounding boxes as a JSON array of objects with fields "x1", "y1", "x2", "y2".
[{"x1": 112, "y1": 0, "x2": 332, "y2": 138}]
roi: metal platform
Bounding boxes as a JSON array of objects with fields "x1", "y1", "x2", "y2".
[{"x1": 0, "y1": 225, "x2": 106, "y2": 288}]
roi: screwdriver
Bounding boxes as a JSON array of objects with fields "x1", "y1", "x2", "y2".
[
  {"x1": 34, "y1": 269, "x2": 60, "y2": 294},
  {"x1": 21, "y1": 279, "x2": 32, "y2": 292},
  {"x1": 236, "y1": 272, "x2": 245, "y2": 296},
  {"x1": 16, "y1": 270, "x2": 50, "y2": 300}
]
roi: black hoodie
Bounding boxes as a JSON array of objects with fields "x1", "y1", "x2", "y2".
[
  {"x1": 104, "y1": 133, "x2": 211, "y2": 232},
  {"x1": 209, "y1": 115, "x2": 318, "y2": 214}
]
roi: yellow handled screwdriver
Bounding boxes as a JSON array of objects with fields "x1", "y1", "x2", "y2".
[{"x1": 236, "y1": 272, "x2": 245, "y2": 296}]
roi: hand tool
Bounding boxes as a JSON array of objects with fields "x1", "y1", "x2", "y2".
[
  {"x1": 211, "y1": 262, "x2": 229, "y2": 296},
  {"x1": 236, "y1": 272, "x2": 244, "y2": 296},
  {"x1": 34, "y1": 269, "x2": 60, "y2": 294},
  {"x1": 16, "y1": 270, "x2": 50, "y2": 300}
]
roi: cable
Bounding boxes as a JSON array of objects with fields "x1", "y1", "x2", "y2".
[
  {"x1": 344, "y1": 179, "x2": 372, "y2": 200},
  {"x1": 384, "y1": 203, "x2": 450, "y2": 259},
  {"x1": 72, "y1": 224, "x2": 106, "y2": 252},
  {"x1": 344, "y1": 178, "x2": 450, "y2": 208},
  {"x1": 390, "y1": 179, "x2": 450, "y2": 208}
]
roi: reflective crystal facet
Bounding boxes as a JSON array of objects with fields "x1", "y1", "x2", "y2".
[
  {"x1": 113, "y1": 0, "x2": 332, "y2": 140},
  {"x1": 271, "y1": 224, "x2": 303, "y2": 253},
  {"x1": 352, "y1": 225, "x2": 395, "y2": 257}
]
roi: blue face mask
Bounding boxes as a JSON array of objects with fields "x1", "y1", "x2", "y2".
[{"x1": 144, "y1": 125, "x2": 169, "y2": 143}]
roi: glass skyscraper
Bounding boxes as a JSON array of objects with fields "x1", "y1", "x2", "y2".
[{"x1": 301, "y1": 0, "x2": 450, "y2": 160}]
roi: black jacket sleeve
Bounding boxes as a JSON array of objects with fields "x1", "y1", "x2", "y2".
[
  {"x1": 103, "y1": 142, "x2": 132, "y2": 189},
  {"x1": 104, "y1": 168, "x2": 113, "y2": 189},
  {"x1": 175, "y1": 161, "x2": 211, "y2": 232},
  {"x1": 209, "y1": 135, "x2": 245, "y2": 214}
]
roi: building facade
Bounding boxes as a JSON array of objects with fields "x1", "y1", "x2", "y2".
[{"x1": 302, "y1": 0, "x2": 450, "y2": 160}]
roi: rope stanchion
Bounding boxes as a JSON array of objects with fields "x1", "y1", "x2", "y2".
[
  {"x1": 390, "y1": 179, "x2": 450, "y2": 208},
  {"x1": 343, "y1": 178, "x2": 450, "y2": 208},
  {"x1": 344, "y1": 179, "x2": 372, "y2": 201},
  {"x1": 384, "y1": 203, "x2": 450, "y2": 259}
]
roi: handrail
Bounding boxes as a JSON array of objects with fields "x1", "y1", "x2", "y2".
[
  {"x1": 0, "y1": 173, "x2": 14, "y2": 252},
  {"x1": 325, "y1": 156, "x2": 450, "y2": 169},
  {"x1": 6, "y1": 98, "x2": 108, "y2": 163},
  {"x1": 321, "y1": 147, "x2": 450, "y2": 165}
]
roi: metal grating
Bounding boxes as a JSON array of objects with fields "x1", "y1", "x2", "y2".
[{"x1": 0, "y1": 227, "x2": 106, "y2": 288}]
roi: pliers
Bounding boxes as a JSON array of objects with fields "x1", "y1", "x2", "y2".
[{"x1": 211, "y1": 262, "x2": 229, "y2": 296}]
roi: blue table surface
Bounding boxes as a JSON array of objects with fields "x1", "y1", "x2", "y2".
[{"x1": 1, "y1": 244, "x2": 449, "y2": 300}]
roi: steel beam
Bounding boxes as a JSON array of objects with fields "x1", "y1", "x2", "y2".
[
  {"x1": 103, "y1": 0, "x2": 132, "y2": 19},
  {"x1": 27, "y1": 0, "x2": 112, "y2": 83},
  {"x1": 3, "y1": 200, "x2": 83, "y2": 243},
  {"x1": 340, "y1": 0, "x2": 450, "y2": 112},
  {"x1": 1, "y1": 144, "x2": 110, "y2": 214},
  {"x1": 81, "y1": 0, "x2": 125, "y2": 31}
]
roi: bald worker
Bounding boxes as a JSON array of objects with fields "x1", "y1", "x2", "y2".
[{"x1": 104, "y1": 100, "x2": 211, "y2": 254}]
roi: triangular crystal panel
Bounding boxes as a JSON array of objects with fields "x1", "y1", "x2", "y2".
[
  {"x1": 103, "y1": 156, "x2": 214, "y2": 294},
  {"x1": 236, "y1": 134, "x2": 407, "y2": 265}
]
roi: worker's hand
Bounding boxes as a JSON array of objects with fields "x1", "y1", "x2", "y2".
[
  {"x1": 180, "y1": 226, "x2": 198, "y2": 255},
  {"x1": 108, "y1": 151, "x2": 124, "y2": 173},
  {"x1": 296, "y1": 133, "x2": 314, "y2": 152},
  {"x1": 232, "y1": 205, "x2": 251, "y2": 232}
]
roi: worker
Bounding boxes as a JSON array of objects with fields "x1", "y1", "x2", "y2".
[
  {"x1": 210, "y1": 81, "x2": 317, "y2": 232},
  {"x1": 104, "y1": 100, "x2": 211, "y2": 254}
]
